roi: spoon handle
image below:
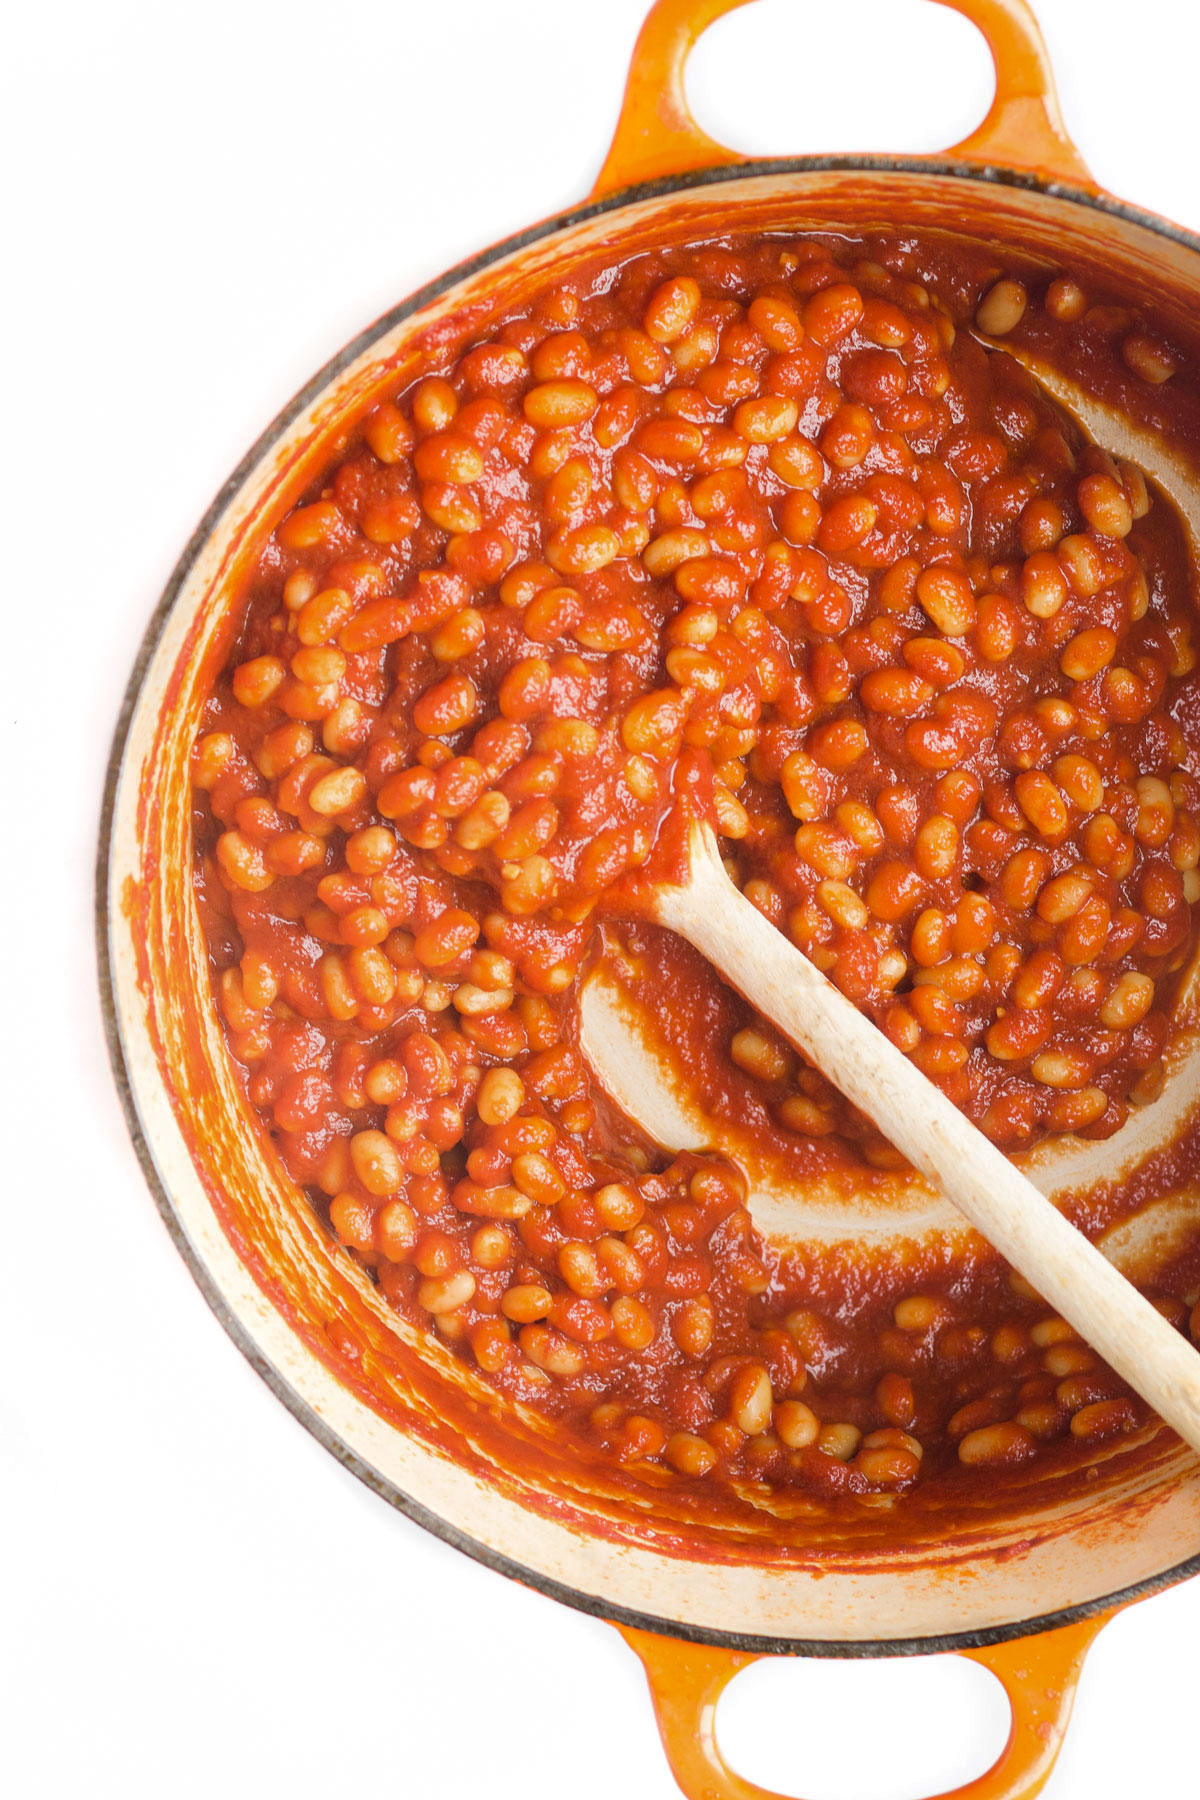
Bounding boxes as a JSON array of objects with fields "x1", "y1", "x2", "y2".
[{"x1": 655, "y1": 822, "x2": 1200, "y2": 1457}]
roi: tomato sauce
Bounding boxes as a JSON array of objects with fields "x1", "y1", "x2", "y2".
[{"x1": 192, "y1": 229, "x2": 1200, "y2": 1501}]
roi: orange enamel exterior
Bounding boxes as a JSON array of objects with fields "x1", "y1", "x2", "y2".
[
  {"x1": 592, "y1": 0, "x2": 1095, "y2": 200},
  {"x1": 621, "y1": 1606, "x2": 1116, "y2": 1800}
]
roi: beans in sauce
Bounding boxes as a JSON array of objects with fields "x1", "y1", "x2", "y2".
[{"x1": 193, "y1": 233, "x2": 1200, "y2": 1502}]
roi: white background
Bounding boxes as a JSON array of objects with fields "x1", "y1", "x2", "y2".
[{"x1": 3, "y1": 2, "x2": 1199, "y2": 1795}]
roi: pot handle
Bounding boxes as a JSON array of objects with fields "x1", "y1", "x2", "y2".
[
  {"x1": 591, "y1": 0, "x2": 1095, "y2": 199},
  {"x1": 618, "y1": 1608, "x2": 1116, "y2": 1800}
]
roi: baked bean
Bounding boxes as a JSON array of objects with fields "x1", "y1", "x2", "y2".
[
  {"x1": 412, "y1": 378, "x2": 457, "y2": 432},
  {"x1": 307, "y1": 766, "x2": 366, "y2": 818},
  {"x1": 477, "y1": 1067, "x2": 525, "y2": 1125},
  {"x1": 1045, "y1": 277, "x2": 1087, "y2": 323},
  {"x1": 1031, "y1": 1047, "x2": 1091, "y2": 1088},
  {"x1": 769, "y1": 436, "x2": 824, "y2": 489},
  {"x1": 1036, "y1": 869, "x2": 1092, "y2": 924},
  {"x1": 665, "y1": 1433, "x2": 718, "y2": 1477},
  {"x1": 809, "y1": 718, "x2": 867, "y2": 769},
  {"x1": 1135, "y1": 776, "x2": 1175, "y2": 847},
  {"x1": 1122, "y1": 333, "x2": 1177, "y2": 383},
  {"x1": 521, "y1": 1325, "x2": 585, "y2": 1377},
  {"x1": 817, "y1": 494, "x2": 875, "y2": 553},
  {"x1": 818, "y1": 1423, "x2": 862, "y2": 1461},
  {"x1": 916, "y1": 956, "x2": 984, "y2": 1002},
  {"x1": 916, "y1": 567, "x2": 976, "y2": 636},
  {"x1": 413, "y1": 431, "x2": 484, "y2": 485},
  {"x1": 1061, "y1": 628, "x2": 1117, "y2": 682},
  {"x1": 413, "y1": 673, "x2": 479, "y2": 737},
  {"x1": 820, "y1": 403, "x2": 873, "y2": 468},
  {"x1": 594, "y1": 1183, "x2": 644, "y2": 1231},
  {"x1": 1078, "y1": 473, "x2": 1133, "y2": 538},
  {"x1": 364, "y1": 401, "x2": 415, "y2": 462},
  {"x1": 673, "y1": 1297, "x2": 715, "y2": 1359},
  {"x1": 611, "y1": 1297, "x2": 656, "y2": 1350},
  {"x1": 860, "y1": 668, "x2": 932, "y2": 715},
  {"x1": 734, "y1": 395, "x2": 799, "y2": 443},
  {"x1": 728, "y1": 1363, "x2": 774, "y2": 1434},
  {"x1": 906, "y1": 640, "x2": 966, "y2": 689},
  {"x1": 1044, "y1": 1343, "x2": 1096, "y2": 1379},
  {"x1": 1022, "y1": 552, "x2": 1068, "y2": 619},
  {"x1": 644, "y1": 278, "x2": 701, "y2": 344},
  {"x1": 1070, "y1": 1399, "x2": 1137, "y2": 1440},
  {"x1": 621, "y1": 689, "x2": 687, "y2": 757},
  {"x1": 861, "y1": 298, "x2": 911, "y2": 346},
  {"x1": 523, "y1": 380, "x2": 599, "y2": 428},
  {"x1": 976, "y1": 278, "x2": 1027, "y2": 336},
  {"x1": 803, "y1": 284, "x2": 864, "y2": 344},
  {"x1": 894, "y1": 1295, "x2": 945, "y2": 1332},
  {"x1": 1014, "y1": 771, "x2": 1069, "y2": 841},
  {"x1": 547, "y1": 523, "x2": 620, "y2": 575},
  {"x1": 777, "y1": 1094, "x2": 835, "y2": 1135},
  {"x1": 866, "y1": 860, "x2": 923, "y2": 922},
  {"x1": 986, "y1": 1007, "x2": 1051, "y2": 1061},
  {"x1": 278, "y1": 502, "x2": 342, "y2": 552},
  {"x1": 909, "y1": 909, "x2": 948, "y2": 968},
  {"x1": 217, "y1": 830, "x2": 275, "y2": 892},
  {"x1": 817, "y1": 880, "x2": 869, "y2": 930},
  {"x1": 914, "y1": 815, "x2": 958, "y2": 880},
  {"x1": 958, "y1": 1423, "x2": 1036, "y2": 1465},
  {"x1": 975, "y1": 595, "x2": 1021, "y2": 662},
  {"x1": 233, "y1": 655, "x2": 286, "y2": 708},
  {"x1": 856, "y1": 1445, "x2": 921, "y2": 1484},
  {"x1": 419, "y1": 1270, "x2": 476, "y2": 1315},
  {"x1": 1099, "y1": 971, "x2": 1155, "y2": 1028},
  {"x1": 1059, "y1": 894, "x2": 1112, "y2": 964},
  {"x1": 1057, "y1": 533, "x2": 1105, "y2": 597},
  {"x1": 774, "y1": 1400, "x2": 820, "y2": 1448},
  {"x1": 1053, "y1": 754, "x2": 1104, "y2": 812},
  {"x1": 731, "y1": 1026, "x2": 792, "y2": 1083},
  {"x1": 643, "y1": 529, "x2": 709, "y2": 577},
  {"x1": 350, "y1": 1129, "x2": 403, "y2": 1197}
]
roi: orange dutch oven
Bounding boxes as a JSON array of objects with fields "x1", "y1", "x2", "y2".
[{"x1": 100, "y1": 3, "x2": 1200, "y2": 1796}]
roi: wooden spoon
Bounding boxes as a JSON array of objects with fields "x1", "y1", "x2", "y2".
[{"x1": 596, "y1": 818, "x2": 1200, "y2": 1457}]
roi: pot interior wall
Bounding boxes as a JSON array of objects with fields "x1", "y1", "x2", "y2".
[{"x1": 105, "y1": 163, "x2": 1200, "y2": 1649}]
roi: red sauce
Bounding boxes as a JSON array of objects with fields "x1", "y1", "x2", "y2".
[{"x1": 192, "y1": 231, "x2": 1200, "y2": 1501}]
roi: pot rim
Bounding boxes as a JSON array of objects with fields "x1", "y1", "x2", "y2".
[{"x1": 97, "y1": 151, "x2": 1200, "y2": 1658}]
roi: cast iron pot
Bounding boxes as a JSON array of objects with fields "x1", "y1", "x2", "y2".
[{"x1": 100, "y1": 3, "x2": 1200, "y2": 1794}]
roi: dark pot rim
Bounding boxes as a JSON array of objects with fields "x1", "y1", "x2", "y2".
[{"x1": 97, "y1": 151, "x2": 1200, "y2": 1658}]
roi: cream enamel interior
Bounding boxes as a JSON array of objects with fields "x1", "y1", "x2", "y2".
[{"x1": 104, "y1": 162, "x2": 1200, "y2": 1650}]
